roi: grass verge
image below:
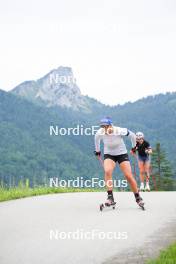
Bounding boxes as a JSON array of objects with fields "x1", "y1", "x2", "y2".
[
  {"x1": 146, "y1": 242, "x2": 176, "y2": 264},
  {"x1": 0, "y1": 186, "x2": 105, "y2": 202}
]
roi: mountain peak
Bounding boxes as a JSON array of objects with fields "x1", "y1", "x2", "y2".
[{"x1": 11, "y1": 66, "x2": 90, "y2": 111}]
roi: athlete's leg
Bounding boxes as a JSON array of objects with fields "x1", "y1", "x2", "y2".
[
  {"x1": 138, "y1": 160, "x2": 145, "y2": 183},
  {"x1": 144, "y1": 160, "x2": 150, "y2": 183},
  {"x1": 144, "y1": 160, "x2": 151, "y2": 191},
  {"x1": 119, "y1": 161, "x2": 138, "y2": 193},
  {"x1": 120, "y1": 161, "x2": 144, "y2": 205},
  {"x1": 103, "y1": 158, "x2": 116, "y2": 191}
]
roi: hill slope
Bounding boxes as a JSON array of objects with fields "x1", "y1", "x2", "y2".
[
  {"x1": 0, "y1": 89, "x2": 176, "y2": 186},
  {"x1": 0, "y1": 90, "x2": 98, "y2": 186}
]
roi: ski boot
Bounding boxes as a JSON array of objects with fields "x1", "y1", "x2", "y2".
[
  {"x1": 100, "y1": 193, "x2": 116, "y2": 211},
  {"x1": 145, "y1": 183, "x2": 150, "y2": 192},
  {"x1": 105, "y1": 193, "x2": 115, "y2": 206},
  {"x1": 135, "y1": 195, "x2": 145, "y2": 210},
  {"x1": 139, "y1": 182, "x2": 145, "y2": 192}
]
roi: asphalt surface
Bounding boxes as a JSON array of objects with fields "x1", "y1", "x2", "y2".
[{"x1": 0, "y1": 192, "x2": 176, "y2": 264}]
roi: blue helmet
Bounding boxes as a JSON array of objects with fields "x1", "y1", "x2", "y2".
[{"x1": 100, "y1": 117, "x2": 113, "y2": 126}]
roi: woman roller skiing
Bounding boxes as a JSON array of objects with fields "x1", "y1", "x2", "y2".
[
  {"x1": 94, "y1": 117, "x2": 145, "y2": 210},
  {"x1": 132, "y1": 132, "x2": 152, "y2": 192}
]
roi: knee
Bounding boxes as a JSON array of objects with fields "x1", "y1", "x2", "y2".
[
  {"x1": 125, "y1": 173, "x2": 133, "y2": 182},
  {"x1": 104, "y1": 169, "x2": 112, "y2": 177}
]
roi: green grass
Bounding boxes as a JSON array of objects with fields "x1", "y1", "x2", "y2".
[
  {"x1": 0, "y1": 186, "x2": 105, "y2": 202},
  {"x1": 146, "y1": 242, "x2": 176, "y2": 264}
]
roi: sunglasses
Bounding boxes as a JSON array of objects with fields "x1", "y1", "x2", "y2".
[{"x1": 100, "y1": 125, "x2": 109, "y2": 128}]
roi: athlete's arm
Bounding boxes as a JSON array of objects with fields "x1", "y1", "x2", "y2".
[
  {"x1": 145, "y1": 142, "x2": 152, "y2": 154},
  {"x1": 119, "y1": 128, "x2": 136, "y2": 148},
  {"x1": 94, "y1": 129, "x2": 103, "y2": 152}
]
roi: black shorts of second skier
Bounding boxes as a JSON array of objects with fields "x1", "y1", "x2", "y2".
[{"x1": 104, "y1": 153, "x2": 129, "y2": 164}]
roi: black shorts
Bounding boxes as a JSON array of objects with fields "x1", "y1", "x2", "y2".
[{"x1": 104, "y1": 153, "x2": 129, "y2": 164}]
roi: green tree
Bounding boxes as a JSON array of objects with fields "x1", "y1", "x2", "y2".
[{"x1": 151, "y1": 143, "x2": 175, "y2": 191}]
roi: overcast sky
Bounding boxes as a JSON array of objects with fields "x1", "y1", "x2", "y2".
[{"x1": 0, "y1": 0, "x2": 176, "y2": 105}]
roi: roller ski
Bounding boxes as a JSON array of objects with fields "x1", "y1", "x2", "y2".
[
  {"x1": 136, "y1": 195, "x2": 145, "y2": 210},
  {"x1": 100, "y1": 193, "x2": 116, "y2": 211}
]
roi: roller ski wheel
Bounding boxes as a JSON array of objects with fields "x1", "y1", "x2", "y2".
[{"x1": 100, "y1": 203, "x2": 104, "y2": 211}]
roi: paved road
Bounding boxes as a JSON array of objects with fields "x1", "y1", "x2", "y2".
[{"x1": 0, "y1": 192, "x2": 176, "y2": 264}]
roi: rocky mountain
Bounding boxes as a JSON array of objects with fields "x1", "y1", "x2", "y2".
[
  {"x1": 11, "y1": 66, "x2": 96, "y2": 112},
  {"x1": 2, "y1": 66, "x2": 176, "y2": 189}
]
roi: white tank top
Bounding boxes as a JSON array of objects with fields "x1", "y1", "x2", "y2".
[{"x1": 95, "y1": 126, "x2": 136, "y2": 156}]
